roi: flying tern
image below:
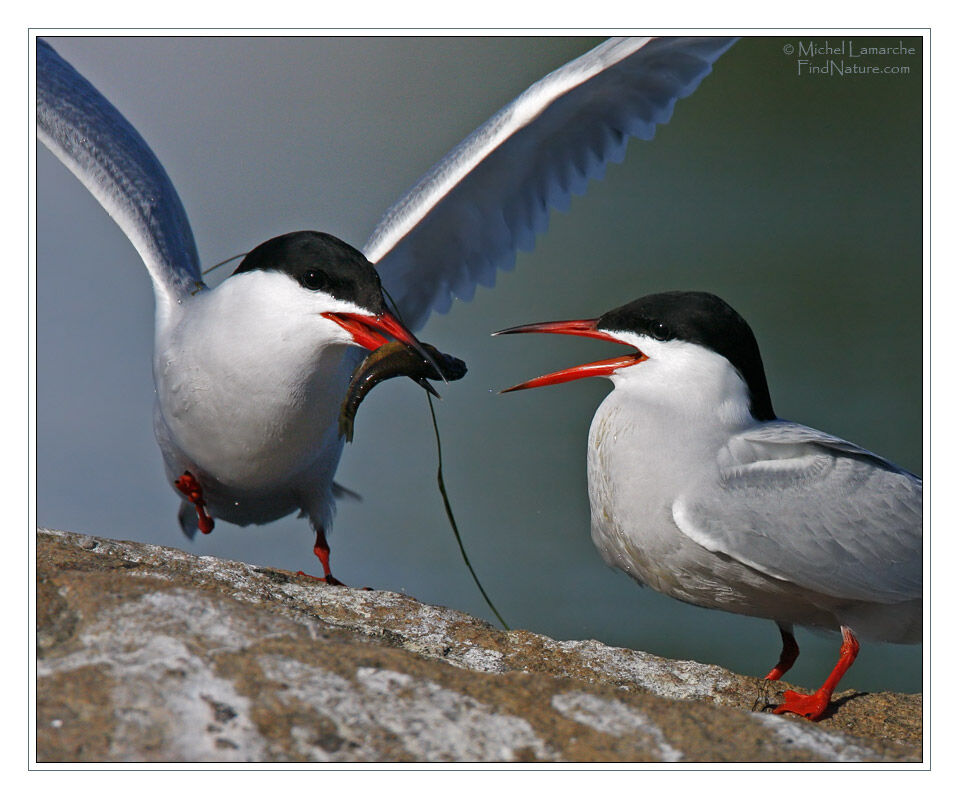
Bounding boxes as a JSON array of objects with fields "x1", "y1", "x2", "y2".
[
  {"x1": 37, "y1": 36, "x2": 737, "y2": 581},
  {"x1": 497, "y1": 290, "x2": 921, "y2": 719}
]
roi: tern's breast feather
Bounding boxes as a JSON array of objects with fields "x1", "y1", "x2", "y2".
[
  {"x1": 153, "y1": 284, "x2": 356, "y2": 490},
  {"x1": 586, "y1": 390, "x2": 711, "y2": 584}
]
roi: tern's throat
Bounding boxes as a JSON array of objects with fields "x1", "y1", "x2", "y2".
[{"x1": 608, "y1": 344, "x2": 757, "y2": 437}]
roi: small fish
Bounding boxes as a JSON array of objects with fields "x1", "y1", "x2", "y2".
[{"x1": 339, "y1": 340, "x2": 467, "y2": 441}]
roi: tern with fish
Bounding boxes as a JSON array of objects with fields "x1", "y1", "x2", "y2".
[{"x1": 37, "y1": 36, "x2": 736, "y2": 582}]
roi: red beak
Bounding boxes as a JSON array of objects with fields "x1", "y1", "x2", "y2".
[
  {"x1": 322, "y1": 310, "x2": 417, "y2": 351},
  {"x1": 323, "y1": 310, "x2": 441, "y2": 376},
  {"x1": 494, "y1": 318, "x2": 647, "y2": 393}
]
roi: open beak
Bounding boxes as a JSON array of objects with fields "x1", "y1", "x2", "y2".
[
  {"x1": 493, "y1": 318, "x2": 647, "y2": 393},
  {"x1": 323, "y1": 309, "x2": 442, "y2": 377}
]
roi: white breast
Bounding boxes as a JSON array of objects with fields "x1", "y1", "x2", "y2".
[
  {"x1": 583, "y1": 346, "x2": 867, "y2": 632},
  {"x1": 587, "y1": 386, "x2": 722, "y2": 590},
  {"x1": 152, "y1": 273, "x2": 356, "y2": 493}
]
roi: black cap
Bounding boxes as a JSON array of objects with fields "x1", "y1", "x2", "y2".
[
  {"x1": 234, "y1": 231, "x2": 386, "y2": 314},
  {"x1": 598, "y1": 291, "x2": 776, "y2": 421}
]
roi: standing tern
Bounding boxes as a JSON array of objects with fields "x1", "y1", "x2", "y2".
[
  {"x1": 37, "y1": 36, "x2": 737, "y2": 581},
  {"x1": 497, "y1": 291, "x2": 921, "y2": 719}
]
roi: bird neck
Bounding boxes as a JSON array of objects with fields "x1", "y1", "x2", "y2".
[{"x1": 608, "y1": 351, "x2": 756, "y2": 439}]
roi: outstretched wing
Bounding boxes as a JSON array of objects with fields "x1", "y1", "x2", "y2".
[
  {"x1": 36, "y1": 39, "x2": 204, "y2": 308},
  {"x1": 365, "y1": 36, "x2": 738, "y2": 331},
  {"x1": 673, "y1": 420, "x2": 922, "y2": 604}
]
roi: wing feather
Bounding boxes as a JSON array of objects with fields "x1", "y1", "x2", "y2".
[
  {"x1": 673, "y1": 421, "x2": 922, "y2": 604},
  {"x1": 364, "y1": 36, "x2": 738, "y2": 331},
  {"x1": 36, "y1": 39, "x2": 203, "y2": 309}
]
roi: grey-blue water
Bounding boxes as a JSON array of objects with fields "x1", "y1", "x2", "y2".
[{"x1": 37, "y1": 36, "x2": 922, "y2": 693}]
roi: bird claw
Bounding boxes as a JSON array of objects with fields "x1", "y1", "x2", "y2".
[
  {"x1": 294, "y1": 570, "x2": 371, "y2": 590},
  {"x1": 295, "y1": 569, "x2": 344, "y2": 586}
]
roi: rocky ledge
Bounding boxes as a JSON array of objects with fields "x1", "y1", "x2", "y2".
[{"x1": 36, "y1": 528, "x2": 922, "y2": 763}]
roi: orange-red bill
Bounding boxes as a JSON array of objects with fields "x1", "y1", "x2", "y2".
[
  {"x1": 495, "y1": 317, "x2": 647, "y2": 392},
  {"x1": 322, "y1": 311, "x2": 410, "y2": 350},
  {"x1": 323, "y1": 310, "x2": 441, "y2": 376}
]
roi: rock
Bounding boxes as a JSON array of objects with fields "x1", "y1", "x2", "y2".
[{"x1": 35, "y1": 528, "x2": 921, "y2": 763}]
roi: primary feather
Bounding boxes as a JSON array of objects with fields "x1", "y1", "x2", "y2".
[
  {"x1": 366, "y1": 37, "x2": 737, "y2": 331},
  {"x1": 36, "y1": 39, "x2": 204, "y2": 309}
]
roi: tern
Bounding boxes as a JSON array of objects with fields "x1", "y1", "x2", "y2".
[
  {"x1": 497, "y1": 291, "x2": 921, "y2": 720},
  {"x1": 37, "y1": 36, "x2": 736, "y2": 582}
]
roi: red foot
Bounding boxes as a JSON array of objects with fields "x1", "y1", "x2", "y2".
[
  {"x1": 295, "y1": 569, "x2": 345, "y2": 586},
  {"x1": 293, "y1": 527, "x2": 371, "y2": 589},
  {"x1": 294, "y1": 571, "x2": 371, "y2": 590},
  {"x1": 771, "y1": 626, "x2": 860, "y2": 721},
  {"x1": 773, "y1": 689, "x2": 831, "y2": 720},
  {"x1": 174, "y1": 471, "x2": 215, "y2": 534},
  {"x1": 292, "y1": 526, "x2": 343, "y2": 584}
]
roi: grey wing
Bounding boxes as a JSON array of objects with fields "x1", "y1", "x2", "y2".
[
  {"x1": 364, "y1": 36, "x2": 738, "y2": 331},
  {"x1": 37, "y1": 39, "x2": 204, "y2": 308},
  {"x1": 672, "y1": 421, "x2": 922, "y2": 604}
]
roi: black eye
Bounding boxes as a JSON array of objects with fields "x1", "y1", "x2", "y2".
[
  {"x1": 650, "y1": 320, "x2": 670, "y2": 341},
  {"x1": 301, "y1": 270, "x2": 327, "y2": 291}
]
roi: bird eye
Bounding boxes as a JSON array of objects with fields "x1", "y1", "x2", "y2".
[
  {"x1": 301, "y1": 270, "x2": 327, "y2": 291},
  {"x1": 650, "y1": 321, "x2": 670, "y2": 341}
]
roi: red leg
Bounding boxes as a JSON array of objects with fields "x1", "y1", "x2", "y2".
[
  {"x1": 174, "y1": 471, "x2": 215, "y2": 534},
  {"x1": 772, "y1": 626, "x2": 860, "y2": 720},
  {"x1": 296, "y1": 526, "x2": 344, "y2": 586},
  {"x1": 764, "y1": 625, "x2": 799, "y2": 681}
]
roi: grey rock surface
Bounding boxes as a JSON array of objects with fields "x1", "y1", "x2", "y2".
[{"x1": 36, "y1": 528, "x2": 921, "y2": 762}]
